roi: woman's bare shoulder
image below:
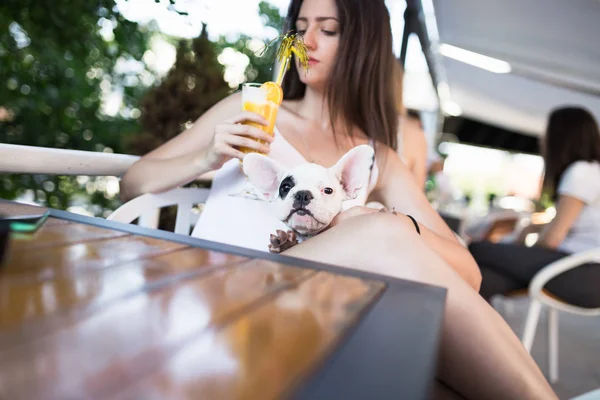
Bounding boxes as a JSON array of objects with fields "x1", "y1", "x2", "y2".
[
  {"x1": 208, "y1": 90, "x2": 243, "y2": 117},
  {"x1": 401, "y1": 118, "x2": 427, "y2": 149},
  {"x1": 398, "y1": 117, "x2": 428, "y2": 177},
  {"x1": 367, "y1": 143, "x2": 414, "y2": 203},
  {"x1": 374, "y1": 143, "x2": 404, "y2": 176}
]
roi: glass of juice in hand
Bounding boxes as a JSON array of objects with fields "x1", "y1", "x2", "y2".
[{"x1": 239, "y1": 81, "x2": 283, "y2": 155}]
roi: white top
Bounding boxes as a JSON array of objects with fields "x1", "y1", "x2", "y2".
[
  {"x1": 557, "y1": 160, "x2": 600, "y2": 254},
  {"x1": 191, "y1": 128, "x2": 380, "y2": 252}
]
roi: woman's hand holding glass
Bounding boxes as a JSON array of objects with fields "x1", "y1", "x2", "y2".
[{"x1": 202, "y1": 112, "x2": 274, "y2": 171}]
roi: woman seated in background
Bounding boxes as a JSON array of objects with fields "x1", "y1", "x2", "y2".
[{"x1": 470, "y1": 106, "x2": 600, "y2": 308}]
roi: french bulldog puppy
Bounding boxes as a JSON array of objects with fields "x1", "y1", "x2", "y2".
[{"x1": 242, "y1": 144, "x2": 375, "y2": 253}]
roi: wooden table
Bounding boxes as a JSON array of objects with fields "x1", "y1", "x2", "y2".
[{"x1": 0, "y1": 200, "x2": 446, "y2": 400}]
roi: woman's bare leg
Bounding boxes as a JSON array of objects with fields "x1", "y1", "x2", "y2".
[{"x1": 285, "y1": 213, "x2": 557, "y2": 400}]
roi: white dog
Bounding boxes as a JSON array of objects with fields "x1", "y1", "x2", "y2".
[{"x1": 242, "y1": 144, "x2": 375, "y2": 253}]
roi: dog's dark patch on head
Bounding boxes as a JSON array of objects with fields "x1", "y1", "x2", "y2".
[{"x1": 279, "y1": 176, "x2": 296, "y2": 199}]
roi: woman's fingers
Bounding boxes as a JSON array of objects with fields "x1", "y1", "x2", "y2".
[
  {"x1": 209, "y1": 112, "x2": 273, "y2": 164},
  {"x1": 223, "y1": 134, "x2": 270, "y2": 154},
  {"x1": 224, "y1": 124, "x2": 274, "y2": 143},
  {"x1": 225, "y1": 111, "x2": 269, "y2": 126},
  {"x1": 215, "y1": 143, "x2": 246, "y2": 160}
]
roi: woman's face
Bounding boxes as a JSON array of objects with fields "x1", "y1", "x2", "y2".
[{"x1": 294, "y1": 0, "x2": 340, "y2": 90}]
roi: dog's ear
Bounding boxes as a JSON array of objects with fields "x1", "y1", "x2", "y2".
[
  {"x1": 242, "y1": 153, "x2": 287, "y2": 201},
  {"x1": 331, "y1": 145, "x2": 375, "y2": 200}
]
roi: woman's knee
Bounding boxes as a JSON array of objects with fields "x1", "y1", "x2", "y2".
[
  {"x1": 338, "y1": 213, "x2": 446, "y2": 272},
  {"x1": 296, "y1": 212, "x2": 425, "y2": 265},
  {"x1": 346, "y1": 211, "x2": 417, "y2": 244},
  {"x1": 291, "y1": 212, "x2": 458, "y2": 285}
]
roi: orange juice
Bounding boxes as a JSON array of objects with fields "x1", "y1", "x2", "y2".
[{"x1": 240, "y1": 82, "x2": 283, "y2": 154}]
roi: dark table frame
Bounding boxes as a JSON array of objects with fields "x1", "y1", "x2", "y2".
[{"x1": 7, "y1": 204, "x2": 447, "y2": 400}]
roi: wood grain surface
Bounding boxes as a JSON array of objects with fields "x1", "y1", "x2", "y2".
[{"x1": 0, "y1": 203, "x2": 384, "y2": 400}]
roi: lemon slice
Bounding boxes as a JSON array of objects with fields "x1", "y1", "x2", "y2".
[{"x1": 261, "y1": 81, "x2": 283, "y2": 105}]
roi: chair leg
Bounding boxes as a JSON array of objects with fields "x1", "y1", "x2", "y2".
[
  {"x1": 548, "y1": 308, "x2": 559, "y2": 383},
  {"x1": 522, "y1": 299, "x2": 543, "y2": 352},
  {"x1": 504, "y1": 298, "x2": 515, "y2": 316}
]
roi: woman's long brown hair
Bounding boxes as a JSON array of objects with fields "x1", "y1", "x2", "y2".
[
  {"x1": 542, "y1": 106, "x2": 600, "y2": 200},
  {"x1": 281, "y1": 0, "x2": 399, "y2": 151}
]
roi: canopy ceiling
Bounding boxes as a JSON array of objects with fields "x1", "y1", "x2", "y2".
[{"x1": 431, "y1": 0, "x2": 600, "y2": 137}]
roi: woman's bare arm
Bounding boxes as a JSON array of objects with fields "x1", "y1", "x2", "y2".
[
  {"x1": 370, "y1": 147, "x2": 481, "y2": 289},
  {"x1": 537, "y1": 195, "x2": 585, "y2": 249},
  {"x1": 120, "y1": 92, "x2": 271, "y2": 201},
  {"x1": 412, "y1": 216, "x2": 481, "y2": 290},
  {"x1": 371, "y1": 147, "x2": 456, "y2": 241}
]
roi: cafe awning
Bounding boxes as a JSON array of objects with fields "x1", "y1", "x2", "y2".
[{"x1": 401, "y1": 0, "x2": 600, "y2": 153}]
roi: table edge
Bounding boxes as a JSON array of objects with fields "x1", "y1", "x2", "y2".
[{"x1": 292, "y1": 281, "x2": 447, "y2": 400}]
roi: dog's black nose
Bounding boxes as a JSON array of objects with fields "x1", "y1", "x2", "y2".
[{"x1": 294, "y1": 190, "x2": 313, "y2": 208}]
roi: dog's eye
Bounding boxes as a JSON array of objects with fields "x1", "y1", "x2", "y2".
[
  {"x1": 280, "y1": 183, "x2": 292, "y2": 196},
  {"x1": 324, "y1": 187, "x2": 333, "y2": 195},
  {"x1": 279, "y1": 176, "x2": 296, "y2": 198}
]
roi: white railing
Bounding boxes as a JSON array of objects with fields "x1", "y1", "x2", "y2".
[
  {"x1": 0, "y1": 143, "x2": 140, "y2": 177},
  {"x1": 0, "y1": 143, "x2": 215, "y2": 182}
]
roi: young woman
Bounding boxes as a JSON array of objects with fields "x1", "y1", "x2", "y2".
[
  {"x1": 120, "y1": 0, "x2": 557, "y2": 398},
  {"x1": 470, "y1": 106, "x2": 600, "y2": 308}
]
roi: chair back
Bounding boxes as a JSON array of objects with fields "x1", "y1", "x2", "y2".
[{"x1": 107, "y1": 187, "x2": 210, "y2": 235}]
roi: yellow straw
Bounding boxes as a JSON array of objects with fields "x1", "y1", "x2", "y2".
[{"x1": 261, "y1": 31, "x2": 309, "y2": 86}]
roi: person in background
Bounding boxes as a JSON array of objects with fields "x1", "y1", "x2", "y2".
[
  {"x1": 392, "y1": 62, "x2": 429, "y2": 188},
  {"x1": 400, "y1": 108, "x2": 429, "y2": 188},
  {"x1": 470, "y1": 106, "x2": 600, "y2": 308}
]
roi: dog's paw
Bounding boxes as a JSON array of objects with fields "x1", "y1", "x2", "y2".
[{"x1": 268, "y1": 229, "x2": 299, "y2": 253}]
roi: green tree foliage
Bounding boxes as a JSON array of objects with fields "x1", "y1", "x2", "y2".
[
  {"x1": 0, "y1": 0, "x2": 153, "y2": 213},
  {"x1": 214, "y1": 2, "x2": 285, "y2": 85},
  {"x1": 129, "y1": 25, "x2": 230, "y2": 156}
]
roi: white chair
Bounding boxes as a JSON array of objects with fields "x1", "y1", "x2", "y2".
[
  {"x1": 521, "y1": 247, "x2": 600, "y2": 383},
  {"x1": 107, "y1": 187, "x2": 210, "y2": 235}
]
